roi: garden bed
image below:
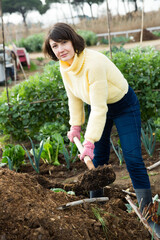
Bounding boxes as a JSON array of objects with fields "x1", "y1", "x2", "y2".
[{"x1": 0, "y1": 143, "x2": 160, "y2": 240}]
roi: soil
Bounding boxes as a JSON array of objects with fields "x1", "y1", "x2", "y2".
[
  {"x1": 0, "y1": 40, "x2": 160, "y2": 239},
  {"x1": 134, "y1": 28, "x2": 160, "y2": 42},
  {"x1": 0, "y1": 141, "x2": 160, "y2": 240}
]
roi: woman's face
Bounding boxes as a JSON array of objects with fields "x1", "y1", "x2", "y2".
[{"x1": 49, "y1": 39, "x2": 75, "y2": 65}]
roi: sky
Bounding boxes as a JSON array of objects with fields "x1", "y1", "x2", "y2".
[{"x1": 2, "y1": 0, "x2": 160, "y2": 28}]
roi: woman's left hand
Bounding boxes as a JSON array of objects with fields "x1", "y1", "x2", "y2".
[{"x1": 79, "y1": 140, "x2": 95, "y2": 161}]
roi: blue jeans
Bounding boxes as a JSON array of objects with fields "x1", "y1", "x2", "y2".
[{"x1": 91, "y1": 86, "x2": 150, "y2": 189}]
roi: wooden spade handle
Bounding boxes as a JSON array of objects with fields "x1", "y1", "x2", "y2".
[{"x1": 73, "y1": 137, "x2": 95, "y2": 170}]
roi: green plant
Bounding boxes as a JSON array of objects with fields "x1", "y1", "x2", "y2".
[
  {"x1": 38, "y1": 122, "x2": 68, "y2": 142},
  {"x1": 153, "y1": 31, "x2": 160, "y2": 37},
  {"x1": 92, "y1": 207, "x2": 109, "y2": 239},
  {"x1": 110, "y1": 138, "x2": 123, "y2": 165},
  {"x1": 24, "y1": 61, "x2": 37, "y2": 71},
  {"x1": 2, "y1": 156, "x2": 13, "y2": 170},
  {"x1": 100, "y1": 37, "x2": 108, "y2": 44},
  {"x1": 23, "y1": 137, "x2": 44, "y2": 173},
  {"x1": 50, "y1": 188, "x2": 75, "y2": 195},
  {"x1": 154, "y1": 118, "x2": 160, "y2": 142},
  {"x1": 104, "y1": 46, "x2": 160, "y2": 121},
  {"x1": 38, "y1": 136, "x2": 61, "y2": 166},
  {"x1": 125, "y1": 203, "x2": 133, "y2": 213},
  {"x1": 141, "y1": 122, "x2": 156, "y2": 157},
  {"x1": 77, "y1": 29, "x2": 97, "y2": 46},
  {"x1": 17, "y1": 33, "x2": 44, "y2": 52},
  {"x1": 111, "y1": 36, "x2": 130, "y2": 44},
  {"x1": 2, "y1": 144, "x2": 25, "y2": 171},
  {"x1": 36, "y1": 57, "x2": 44, "y2": 62},
  {"x1": 0, "y1": 62, "x2": 69, "y2": 141},
  {"x1": 62, "y1": 142, "x2": 78, "y2": 169}
]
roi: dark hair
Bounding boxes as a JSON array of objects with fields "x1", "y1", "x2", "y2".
[{"x1": 43, "y1": 22, "x2": 85, "y2": 61}]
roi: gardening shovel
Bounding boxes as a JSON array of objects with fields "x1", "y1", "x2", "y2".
[
  {"x1": 69, "y1": 137, "x2": 116, "y2": 190},
  {"x1": 73, "y1": 137, "x2": 96, "y2": 170}
]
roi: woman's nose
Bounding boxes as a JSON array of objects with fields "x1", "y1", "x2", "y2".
[{"x1": 58, "y1": 44, "x2": 64, "y2": 52}]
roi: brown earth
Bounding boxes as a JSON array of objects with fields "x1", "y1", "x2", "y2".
[
  {"x1": 134, "y1": 28, "x2": 159, "y2": 42},
  {"x1": 0, "y1": 141, "x2": 160, "y2": 240}
]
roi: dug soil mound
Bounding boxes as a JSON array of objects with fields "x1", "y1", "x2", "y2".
[
  {"x1": 0, "y1": 165, "x2": 152, "y2": 240},
  {"x1": 0, "y1": 140, "x2": 160, "y2": 239},
  {"x1": 134, "y1": 28, "x2": 159, "y2": 42}
]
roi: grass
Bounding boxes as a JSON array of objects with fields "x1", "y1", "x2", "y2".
[{"x1": 92, "y1": 207, "x2": 109, "y2": 239}]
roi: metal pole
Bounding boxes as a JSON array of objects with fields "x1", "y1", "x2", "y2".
[
  {"x1": 0, "y1": 0, "x2": 10, "y2": 104},
  {"x1": 106, "y1": 0, "x2": 112, "y2": 59}
]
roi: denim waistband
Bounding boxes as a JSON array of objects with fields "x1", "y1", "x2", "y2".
[{"x1": 108, "y1": 86, "x2": 140, "y2": 115}]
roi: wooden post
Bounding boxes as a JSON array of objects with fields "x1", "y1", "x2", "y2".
[
  {"x1": 0, "y1": 0, "x2": 10, "y2": 105},
  {"x1": 68, "y1": 0, "x2": 75, "y2": 26},
  {"x1": 140, "y1": 0, "x2": 144, "y2": 44},
  {"x1": 106, "y1": 0, "x2": 112, "y2": 59}
]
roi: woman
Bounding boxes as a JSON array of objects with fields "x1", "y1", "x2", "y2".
[{"x1": 43, "y1": 22, "x2": 159, "y2": 236}]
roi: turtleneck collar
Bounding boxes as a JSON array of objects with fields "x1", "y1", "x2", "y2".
[{"x1": 60, "y1": 49, "x2": 85, "y2": 75}]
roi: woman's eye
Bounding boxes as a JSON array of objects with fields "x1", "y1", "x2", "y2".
[
  {"x1": 62, "y1": 40, "x2": 67, "y2": 44},
  {"x1": 52, "y1": 45, "x2": 57, "y2": 48}
]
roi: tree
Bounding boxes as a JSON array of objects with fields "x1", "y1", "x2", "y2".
[
  {"x1": 72, "y1": 0, "x2": 103, "y2": 19},
  {"x1": 1, "y1": 0, "x2": 48, "y2": 27}
]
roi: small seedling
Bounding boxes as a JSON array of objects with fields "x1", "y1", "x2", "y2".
[
  {"x1": 141, "y1": 123, "x2": 156, "y2": 157},
  {"x1": 23, "y1": 137, "x2": 44, "y2": 173}
]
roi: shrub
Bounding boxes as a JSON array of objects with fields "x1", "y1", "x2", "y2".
[
  {"x1": 77, "y1": 30, "x2": 97, "y2": 46},
  {"x1": 111, "y1": 36, "x2": 130, "y2": 44},
  {"x1": 17, "y1": 33, "x2": 44, "y2": 52},
  {"x1": 153, "y1": 31, "x2": 160, "y2": 37},
  {"x1": 0, "y1": 62, "x2": 69, "y2": 141},
  {"x1": 103, "y1": 46, "x2": 160, "y2": 121}
]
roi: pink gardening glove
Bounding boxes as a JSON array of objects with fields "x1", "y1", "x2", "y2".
[
  {"x1": 67, "y1": 126, "x2": 81, "y2": 143},
  {"x1": 80, "y1": 140, "x2": 95, "y2": 161}
]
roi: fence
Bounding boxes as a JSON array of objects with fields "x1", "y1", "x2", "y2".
[{"x1": 97, "y1": 26, "x2": 160, "y2": 38}]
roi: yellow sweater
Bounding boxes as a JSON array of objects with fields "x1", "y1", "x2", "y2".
[{"x1": 60, "y1": 48, "x2": 128, "y2": 143}]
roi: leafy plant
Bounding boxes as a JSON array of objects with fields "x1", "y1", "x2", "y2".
[
  {"x1": 153, "y1": 31, "x2": 160, "y2": 37},
  {"x1": 110, "y1": 138, "x2": 124, "y2": 165},
  {"x1": 2, "y1": 144, "x2": 25, "y2": 171},
  {"x1": 39, "y1": 136, "x2": 61, "y2": 166},
  {"x1": 111, "y1": 36, "x2": 130, "y2": 44},
  {"x1": 36, "y1": 57, "x2": 44, "y2": 62},
  {"x1": 77, "y1": 29, "x2": 97, "y2": 46},
  {"x1": 141, "y1": 123, "x2": 156, "y2": 157},
  {"x1": 154, "y1": 118, "x2": 160, "y2": 142},
  {"x1": 0, "y1": 62, "x2": 69, "y2": 141},
  {"x1": 104, "y1": 46, "x2": 160, "y2": 121},
  {"x1": 62, "y1": 141, "x2": 78, "y2": 169},
  {"x1": 17, "y1": 33, "x2": 44, "y2": 52},
  {"x1": 23, "y1": 137, "x2": 44, "y2": 173},
  {"x1": 38, "y1": 122, "x2": 68, "y2": 142},
  {"x1": 50, "y1": 188, "x2": 75, "y2": 195}
]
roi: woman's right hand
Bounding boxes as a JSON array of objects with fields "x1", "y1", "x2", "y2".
[
  {"x1": 67, "y1": 125, "x2": 81, "y2": 143},
  {"x1": 79, "y1": 140, "x2": 95, "y2": 161}
]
